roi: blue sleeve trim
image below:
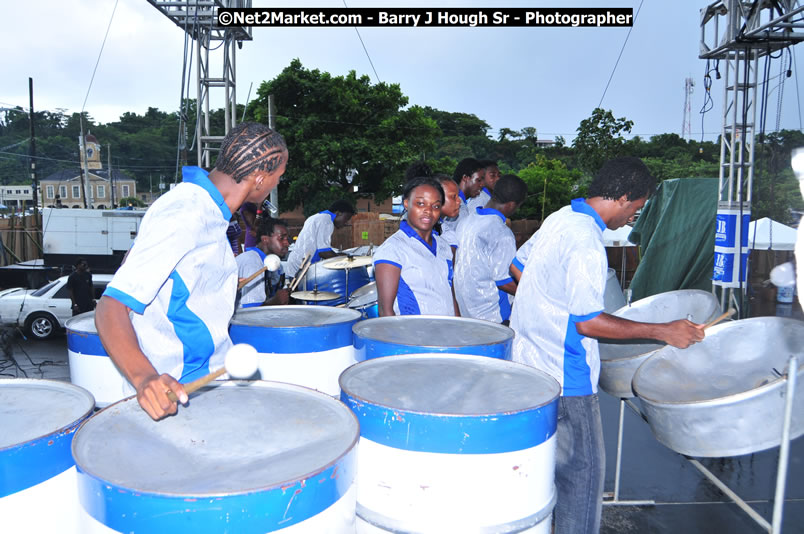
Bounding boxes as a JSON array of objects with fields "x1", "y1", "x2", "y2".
[
  {"x1": 241, "y1": 302, "x2": 262, "y2": 308},
  {"x1": 102, "y1": 287, "x2": 147, "y2": 315},
  {"x1": 495, "y1": 276, "x2": 514, "y2": 287},
  {"x1": 374, "y1": 259, "x2": 402, "y2": 269},
  {"x1": 511, "y1": 258, "x2": 524, "y2": 272},
  {"x1": 569, "y1": 310, "x2": 603, "y2": 322}
]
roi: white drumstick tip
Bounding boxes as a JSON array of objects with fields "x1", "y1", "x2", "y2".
[
  {"x1": 225, "y1": 344, "x2": 259, "y2": 379},
  {"x1": 264, "y1": 254, "x2": 281, "y2": 272}
]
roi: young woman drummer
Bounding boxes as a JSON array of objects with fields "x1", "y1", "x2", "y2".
[{"x1": 374, "y1": 176, "x2": 459, "y2": 316}]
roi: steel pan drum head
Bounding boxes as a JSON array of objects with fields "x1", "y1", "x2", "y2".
[
  {"x1": 600, "y1": 290, "x2": 721, "y2": 362},
  {"x1": 72, "y1": 382, "x2": 359, "y2": 495},
  {"x1": 340, "y1": 353, "x2": 559, "y2": 415},
  {"x1": 353, "y1": 316, "x2": 513, "y2": 347},
  {"x1": 1, "y1": 379, "x2": 94, "y2": 447},
  {"x1": 65, "y1": 311, "x2": 97, "y2": 334},
  {"x1": 348, "y1": 282, "x2": 377, "y2": 308},
  {"x1": 231, "y1": 305, "x2": 360, "y2": 327},
  {"x1": 632, "y1": 317, "x2": 804, "y2": 457},
  {"x1": 634, "y1": 317, "x2": 804, "y2": 403},
  {"x1": 604, "y1": 268, "x2": 626, "y2": 313}
]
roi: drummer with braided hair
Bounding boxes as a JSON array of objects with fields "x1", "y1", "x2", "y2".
[
  {"x1": 374, "y1": 176, "x2": 458, "y2": 316},
  {"x1": 95, "y1": 122, "x2": 288, "y2": 421},
  {"x1": 509, "y1": 157, "x2": 704, "y2": 534}
]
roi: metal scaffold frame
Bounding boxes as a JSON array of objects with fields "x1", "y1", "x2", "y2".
[
  {"x1": 699, "y1": 0, "x2": 804, "y2": 313},
  {"x1": 146, "y1": 0, "x2": 252, "y2": 167}
]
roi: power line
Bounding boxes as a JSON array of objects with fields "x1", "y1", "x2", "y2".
[
  {"x1": 343, "y1": 0, "x2": 381, "y2": 83},
  {"x1": 598, "y1": 0, "x2": 644, "y2": 109}
]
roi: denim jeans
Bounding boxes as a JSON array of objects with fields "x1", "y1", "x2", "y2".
[{"x1": 554, "y1": 394, "x2": 606, "y2": 534}]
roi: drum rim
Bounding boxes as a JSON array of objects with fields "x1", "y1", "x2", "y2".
[
  {"x1": 65, "y1": 310, "x2": 98, "y2": 334},
  {"x1": 339, "y1": 353, "x2": 560, "y2": 416},
  {"x1": 607, "y1": 288, "x2": 719, "y2": 316},
  {"x1": 230, "y1": 304, "x2": 361, "y2": 328},
  {"x1": 0, "y1": 378, "x2": 95, "y2": 451},
  {"x1": 71, "y1": 380, "x2": 360, "y2": 497},
  {"x1": 633, "y1": 317, "x2": 804, "y2": 406},
  {"x1": 352, "y1": 315, "x2": 514, "y2": 346}
]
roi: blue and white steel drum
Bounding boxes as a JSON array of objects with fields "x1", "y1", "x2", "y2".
[
  {"x1": 0, "y1": 379, "x2": 94, "y2": 533},
  {"x1": 73, "y1": 382, "x2": 359, "y2": 533},
  {"x1": 353, "y1": 316, "x2": 514, "y2": 360},
  {"x1": 340, "y1": 354, "x2": 560, "y2": 533},
  {"x1": 66, "y1": 312, "x2": 128, "y2": 407},
  {"x1": 301, "y1": 264, "x2": 372, "y2": 306},
  {"x1": 230, "y1": 306, "x2": 362, "y2": 396}
]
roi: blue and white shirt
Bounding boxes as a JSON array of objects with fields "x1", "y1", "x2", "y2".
[
  {"x1": 512, "y1": 231, "x2": 537, "y2": 273},
  {"x1": 285, "y1": 211, "x2": 336, "y2": 276},
  {"x1": 510, "y1": 199, "x2": 609, "y2": 396},
  {"x1": 454, "y1": 206, "x2": 516, "y2": 323},
  {"x1": 373, "y1": 220, "x2": 455, "y2": 316},
  {"x1": 103, "y1": 166, "x2": 236, "y2": 387},
  {"x1": 466, "y1": 187, "x2": 491, "y2": 213},
  {"x1": 440, "y1": 190, "x2": 471, "y2": 236},
  {"x1": 236, "y1": 247, "x2": 283, "y2": 308}
]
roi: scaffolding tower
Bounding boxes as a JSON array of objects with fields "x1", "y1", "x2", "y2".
[
  {"x1": 146, "y1": 0, "x2": 252, "y2": 168},
  {"x1": 682, "y1": 77, "x2": 695, "y2": 140},
  {"x1": 699, "y1": 0, "x2": 804, "y2": 312}
]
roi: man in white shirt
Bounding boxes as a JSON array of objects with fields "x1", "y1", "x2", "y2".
[
  {"x1": 285, "y1": 200, "x2": 355, "y2": 277},
  {"x1": 237, "y1": 216, "x2": 290, "y2": 307},
  {"x1": 510, "y1": 157, "x2": 704, "y2": 534},
  {"x1": 454, "y1": 174, "x2": 526, "y2": 324},
  {"x1": 96, "y1": 122, "x2": 288, "y2": 421}
]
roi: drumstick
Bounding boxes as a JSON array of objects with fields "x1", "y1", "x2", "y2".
[
  {"x1": 288, "y1": 253, "x2": 311, "y2": 291},
  {"x1": 166, "y1": 344, "x2": 259, "y2": 402},
  {"x1": 703, "y1": 308, "x2": 736, "y2": 330},
  {"x1": 290, "y1": 255, "x2": 313, "y2": 292},
  {"x1": 238, "y1": 267, "x2": 267, "y2": 290}
]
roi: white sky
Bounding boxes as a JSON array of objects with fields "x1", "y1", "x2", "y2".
[{"x1": 2, "y1": 0, "x2": 802, "y2": 143}]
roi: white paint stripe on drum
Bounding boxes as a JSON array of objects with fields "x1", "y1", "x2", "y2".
[
  {"x1": 354, "y1": 437, "x2": 556, "y2": 533},
  {"x1": 67, "y1": 350, "x2": 128, "y2": 407},
  {"x1": 256, "y1": 345, "x2": 355, "y2": 396}
]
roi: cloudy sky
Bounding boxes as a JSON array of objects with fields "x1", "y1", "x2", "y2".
[{"x1": 2, "y1": 0, "x2": 802, "y2": 143}]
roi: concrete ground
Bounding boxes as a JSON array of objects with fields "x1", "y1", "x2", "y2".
[{"x1": 2, "y1": 300, "x2": 803, "y2": 533}]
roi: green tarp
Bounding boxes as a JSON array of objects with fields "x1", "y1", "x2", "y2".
[{"x1": 628, "y1": 178, "x2": 718, "y2": 300}]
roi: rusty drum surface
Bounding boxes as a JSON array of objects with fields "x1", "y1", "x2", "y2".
[
  {"x1": 633, "y1": 317, "x2": 804, "y2": 457},
  {"x1": 598, "y1": 290, "x2": 720, "y2": 398}
]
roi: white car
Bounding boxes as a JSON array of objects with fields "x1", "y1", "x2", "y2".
[{"x1": 0, "y1": 274, "x2": 113, "y2": 340}]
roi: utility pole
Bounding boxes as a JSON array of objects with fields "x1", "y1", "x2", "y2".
[
  {"x1": 107, "y1": 144, "x2": 112, "y2": 210},
  {"x1": 28, "y1": 78, "x2": 39, "y2": 225}
]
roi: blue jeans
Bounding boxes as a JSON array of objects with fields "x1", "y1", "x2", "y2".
[{"x1": 554, "y1": 394, "x2": 606, "y2": 534}]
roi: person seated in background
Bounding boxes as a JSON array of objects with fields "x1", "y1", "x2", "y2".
[
  {"x1": 237, "y1": 216, "x2": 290, "y2": 308},
  {"x1": 239, "y1": 201, "x2": 258, "y2": 250},
  {"x1": 454, "y1": 174, "x2": 527, "y2": 324},
  {"x1": 466, "y1": 159, "x2": 501, "y2": 213},
  {"x1": 226, "y1": 211, "x2": 243, "y2": 256},
  {"x1": 374, "y1": 176, "x2": 458, "y2": 316},
  {"x1": 285, "y1": 200, "x2": 355, "y2": 277},
  {"x1": 440, "y1": 158, "x2": 485, "y2": 235},
  {"x1": 67, "y1": 258, "x2": 94, "y2": 315}
]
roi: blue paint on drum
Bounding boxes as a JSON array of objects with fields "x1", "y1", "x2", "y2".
[
  {"x1": 76, "y1": 448, "x2": 357, "y2": 533},
  {"x1": 66, "y1": 328, "x2": 107, "y2": 356},
  {"x1": 302, "y1": 266, "x2": 371, "y2": 306},
  {"x1": 0, "y1": 412, "x2": 90, "y2": 498},
  {"x1": 229, "y1": 319, "x2": 359, "y2": 353},
  {"x1": 354, "y1": 336, "x2": 511, "y2": 360},
  {"x1": 340, "y1": 392, "x2": 557, "y2": 454}
]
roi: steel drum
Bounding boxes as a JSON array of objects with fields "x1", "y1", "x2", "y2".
[
  {"x1": 633, "y1": 317, "x2": 804, "y2": 458},
  {"x1": 598, "y1": 290, "x2": 720, "y2": 398},
  {"x1": 340, "y1": 354, "x2": 560, "y2": 533},
  {"x1": 229, "y1": 306, "x2": 361, "y2": 396},
  {"x1": 1, "y1": 379, "x2": 94, "y2": 533},
  {"x1": 347, "y1": 282, "x2": 378, "y2": 319},
  {"x1": 73, "y1": 382, "x2": 359, "y2": 533},
  {"x1": 353, "y1": 316, "x2": 514, "y2": 360},
  {"x1": 66, "y1": 311, "x2": 129, "y2": 407},
  {"x1": 603, "y1": 268, "x2": 626, "y2": 313}
]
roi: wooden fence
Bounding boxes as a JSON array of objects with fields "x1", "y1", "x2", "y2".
[{"x1": 0, "y1": 214, "x2": 42, "y2": 267}]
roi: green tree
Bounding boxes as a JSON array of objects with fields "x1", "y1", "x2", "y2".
[
  {"x1": 251, "y1": 59, "x2": 439, "y2": 214},
  {"x1": 517, "y1": 155, "x2": 585, "y2": 220},
  {"x1": 572, "y1": 108, "x2": 633, "y2": 177}
]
